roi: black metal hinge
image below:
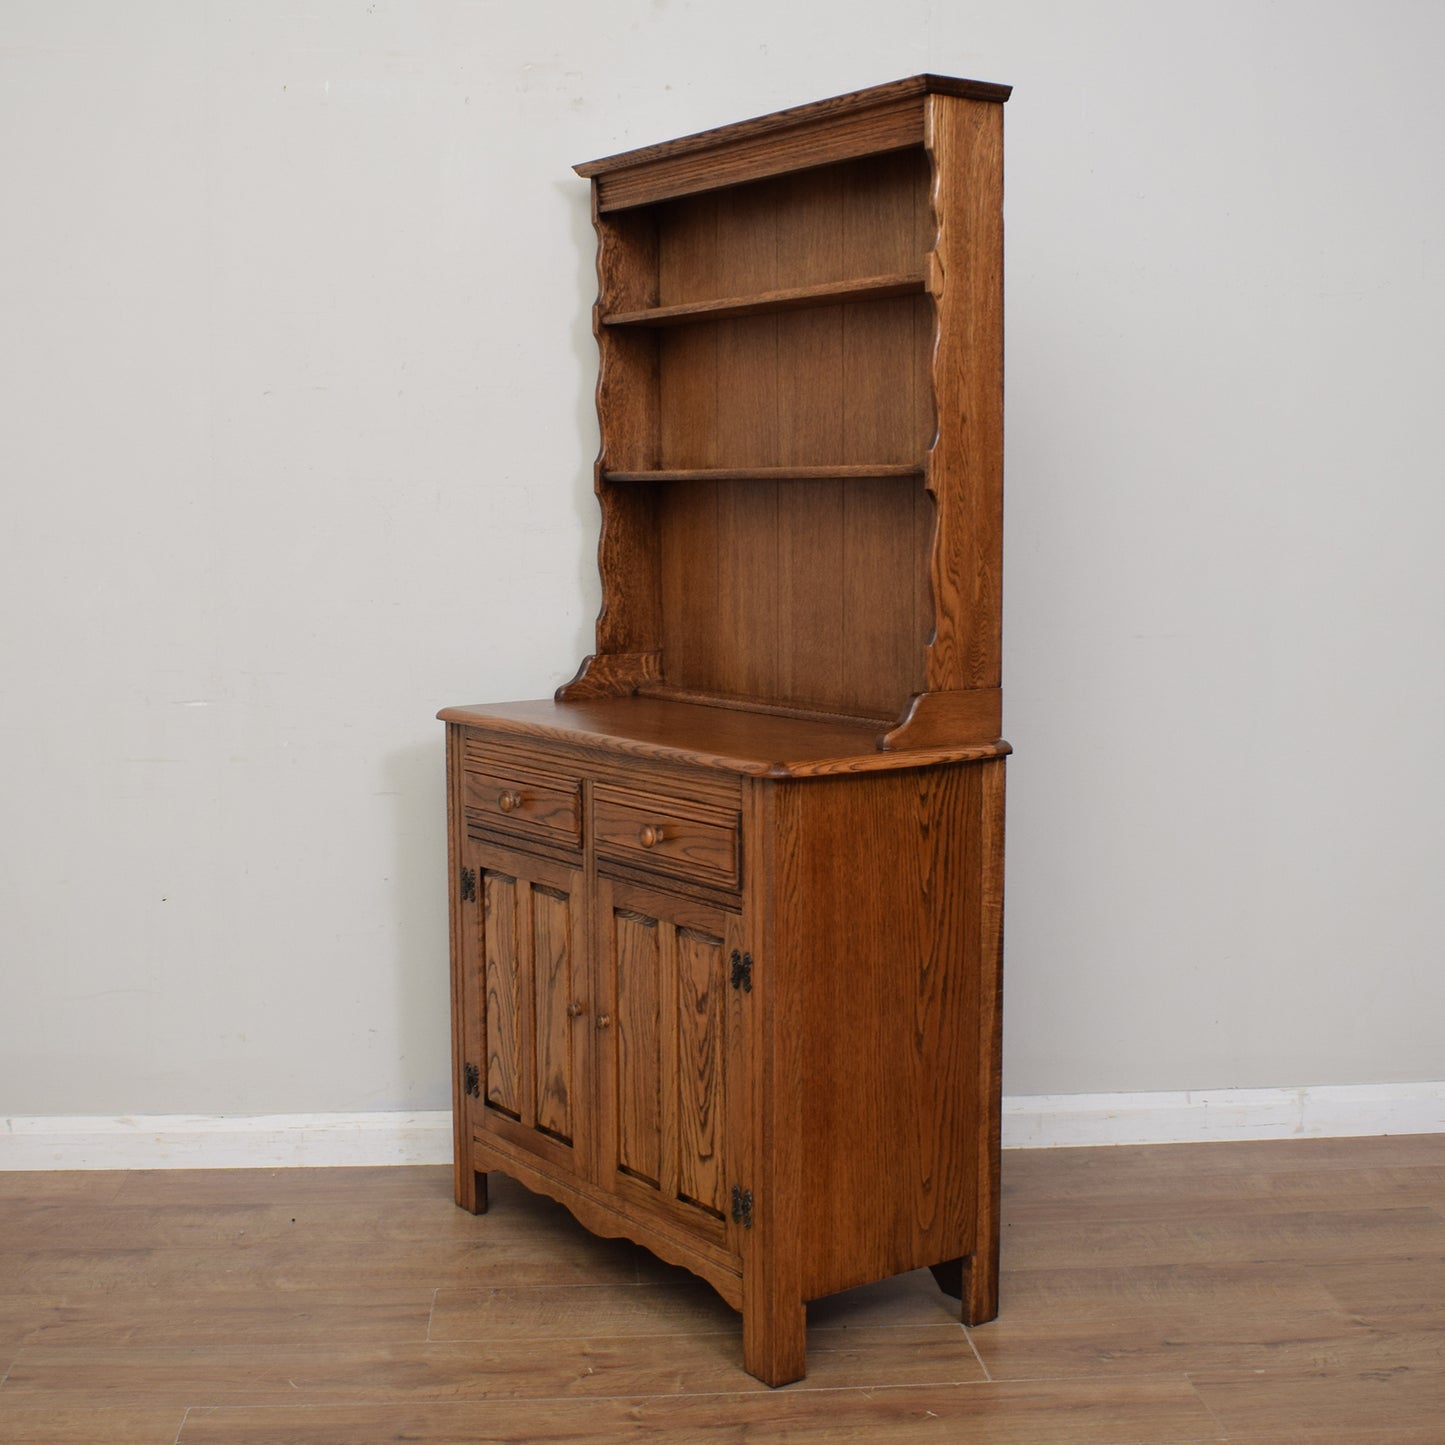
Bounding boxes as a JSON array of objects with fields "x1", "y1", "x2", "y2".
[
  {"x1": 460, "y1": 867, "x2": 477, "y2": 903},
  {"x1": 731, "y1": 1184, "x2": 754, "y2": 1229},
  {"x1": 464, "y1": 1063, "x2": 480, "y2": 1098},
  {"x1": 729, "y1": 949, "x2": 753, "y2": 993}
]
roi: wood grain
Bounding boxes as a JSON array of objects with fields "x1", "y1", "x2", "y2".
[
  {"x1": 921, "y1": 93, "x2": 1005, "y2": 697},
  {"x1": 607, "y1": 899, "x2": 663, "y2": 1189},
  {"x1": 171, "y1": 1378, "x2": 1218, "y2": 1443},
  {"x1": 6, "y1": 1139, "x2": 1445, "y2": 1436},
  {"x1": 531, "y1": 882, "x2": 578, "y2": 1144},
  {"x1": 603, "y1": 271, "x2": 927, "y2": 327},
  {"x1": 576, "y1": 75, "x2": 1011, "y2": 179},
  {"x1": 674, "y1": 923, "x2": 727, "y2": 1217},
  {"x1": 440, "y1": 700, "x2": 1011, "y2": 778},
  {"x1": 481, "y1": 866, "x2": 525, "y2": 1120}
]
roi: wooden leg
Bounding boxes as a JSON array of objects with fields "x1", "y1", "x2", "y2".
[
  {"x1": 742, "y1": 1295, "x2": 806, "y2": 1388},
  {"x1": 455, "y1": 1167, "x2": 488, "y2": 1216},
  {"x1": 932, "y1": 1244, "x2": 999, "y2": 1325},
  {"x1": 964, "y1": 1246, "x2": 1000, "y2": 1324}
]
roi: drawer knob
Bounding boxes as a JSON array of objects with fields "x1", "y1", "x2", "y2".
[
  {"x1": 596, "y1": 1013, "x2": 613, "y2": 1031},
  {"x1": 637, "y1": 823, "x2": 664, "y2": 848},
  {"x1": 497, "y1": 789, "x2": 522, "y2": 813},
  {"x1": 565, "y1": 1001, "x2": 585, "y2": 1019}
]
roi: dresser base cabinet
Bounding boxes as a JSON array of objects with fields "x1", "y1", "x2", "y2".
[{"x1": 443, "y1": 705, "x2": 1005, "y2": 1386}]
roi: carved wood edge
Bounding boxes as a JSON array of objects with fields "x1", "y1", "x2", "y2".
[
  {"x1": 880, "y1": 687, "x2": 1003, "y2": 751},
  {"x1": 555, "y1": 651, "x2": 664, "y2": 701}
]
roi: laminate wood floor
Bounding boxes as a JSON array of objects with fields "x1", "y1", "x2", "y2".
[{"x1": 1, "y1": 1134, "x2": 1441, "y2": 1443}]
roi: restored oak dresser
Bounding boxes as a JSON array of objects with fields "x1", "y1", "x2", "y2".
[{"x1": 440, "y1": 74, "x2": 1011, "y2": 1386}]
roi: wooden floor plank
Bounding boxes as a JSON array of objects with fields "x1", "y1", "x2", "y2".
[
  {"x1": 1218, "y1": 1432, "x2": 1445, "y2": 1445},
  {"x1": 18, "y1": 1287, "x2": 438, "y2": 1348},
  {"x1": 109, "y1": 1164, "x2": 453, "y2": 1206},
  {"x1": 1190, "y1": 1364, "x2": 1445, "y2": 1436},
  {"x1": 1, "y1": 1328, "x2": 985, "y2": 1410},
  {"x1": 0, "y1": 1406, "x2": 187, "y2": 1444},
  {"x1": 0, "y1": 1235, "x2": 640, "y2": 1297},
  {"x1": 971, "y1": 1305, "x2": 1441, "y2": 1380},
  {"x1": 1309, "y1": 1252, "x2": 1445, "y2": 1333},
  {"x1": 429, "y1": 1280, "x2": 737, "y2": 1340},
  {"x1": 1, "y1": 1133, "x2": 1441, "y2": 1439},
  {"x1": 0, "y1": 1172, "x2": 130, "y2": 1203},
  {"x1": 997, "y1": 1260, "x2": 1343, "y2": 1321},
  {"x1": 1002, "y1": 1205, "x2": 1443, "y2": 1271},
  {"x1": 174, "y1": 1377, "x2": 1221, "y2": 1443}
]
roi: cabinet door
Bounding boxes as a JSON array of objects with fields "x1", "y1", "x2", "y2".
[
  {"x1": 596, "y1": 875, "x2": 746, "y2": 1251},
  {"x1": 460, "y1": 836, "x2": 589, "y2": 1176}
]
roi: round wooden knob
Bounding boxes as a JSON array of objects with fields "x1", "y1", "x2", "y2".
[
  {"x1": 497, "y1": 790, "x2": 522, "y2": 813},
  {"x1": 595, "y1": 1013, "x2": 612, "y2": 1031},
  {"x1": 565, "y1": 1001, "x2": 585, "y2": 1019},
  {"x1": 638, "y1": 823, "x2": 663, "y2": 848}
]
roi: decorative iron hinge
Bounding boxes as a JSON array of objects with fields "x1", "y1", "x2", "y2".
[
  {"x1": 459, "y1": 867, "x2": 477, "y2": 903},
  {"x1": 464, "y1": 1063, "x2": 480, "y2": 1099},
  {"x1": 729, "y1": 949, "x2": 753, "y2": 993},
  {"x1": 731, "y1": 1184, "x2": 754, "y2": 1229}
]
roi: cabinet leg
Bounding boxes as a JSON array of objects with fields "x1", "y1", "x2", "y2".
[
  {"x1": 931, "y1": 1247, "x2": 999, "y2": 1326},
  {"x1": 742, "y1": 1296, "x2": 807, "y2": 1388},
  {"x1": 455, "y1": 1167, "x2": 488, "y2": 1216}
]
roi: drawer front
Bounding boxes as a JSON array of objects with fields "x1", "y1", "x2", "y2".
[
  {"x1": 464, "y1": 763, "x2": 581, "y2": 848},
  {"x1": 593, "y1": 784, "x2": 739, "y2": 889}
]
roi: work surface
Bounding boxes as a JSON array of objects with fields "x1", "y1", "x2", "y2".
[{"x1": 1, "y1": 1134, "x2": 1441, "y2": 1442}]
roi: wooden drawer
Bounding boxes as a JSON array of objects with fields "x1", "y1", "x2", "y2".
[
  {"x1": 593, "y1": 783, "x2": 739, "y2": 890},
  {"x1": 464, "y1": 761, "x2": 581, "y2": 848}
]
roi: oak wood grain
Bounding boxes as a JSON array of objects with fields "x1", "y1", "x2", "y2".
[
  {"x1": 921, "y1": 93, "x2": 1005, "y2": 697},
  {"x1": 440, "y1": 700, "x2": 1010, "y2": 777},
  {"x1": 576, "y1": 76, "x2": 1011, "y2": 179},
  {"x1": 604, "y1": 271, "x2": 928, "y2": 326}
]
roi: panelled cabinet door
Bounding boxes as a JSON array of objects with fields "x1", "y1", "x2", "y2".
[
  {"x1": 596, "y1": 875, "x2": 747, "y2": 1254},
  {"x1": 460, "y1": 836, "x2": 589, "y2": 1176}
]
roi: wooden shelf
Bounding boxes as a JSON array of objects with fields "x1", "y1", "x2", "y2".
[
  {"x1": 602, "y1": 271, "x2": 929, "y2": 328},
  {"x1": 604, "y1": 463, "x2": 925, "y2": 483}
]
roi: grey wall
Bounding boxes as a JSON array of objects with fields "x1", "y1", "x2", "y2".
[{"x1": 3, "y1": 1, "x2": 1442, "y2": 1117}]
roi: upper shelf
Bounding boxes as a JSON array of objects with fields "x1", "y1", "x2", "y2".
[
  {"x1": 602, "y1": 271, "x2": 930, "y2": 328},
  {"x1": 574, "y1": 75, "x2": 1011, "y2": 211},
  {"x1": 603, "y1": 463, "x2": 926, "y2": 484}
]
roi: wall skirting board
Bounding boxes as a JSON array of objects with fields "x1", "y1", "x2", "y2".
[{"x1": 3, "y1": 1084, "x2": 1442, "y2": 1169}]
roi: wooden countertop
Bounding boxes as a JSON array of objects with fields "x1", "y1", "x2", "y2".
[{"x1": 438, "y1": 696, "x2": 1010, "y2": 779}]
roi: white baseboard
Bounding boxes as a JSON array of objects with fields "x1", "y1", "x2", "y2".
[
  {"x1": 1003, "y1": 1081, "x2": 1445, "y2": 1149},
  {"x1": 3, "y1": 1083, "x2": 1442, "y2": 1169},
  {"x1": 0, "y1": 1111, "x2": 453, "y2": 1171}
]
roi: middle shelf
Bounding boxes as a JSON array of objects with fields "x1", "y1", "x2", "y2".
[
  {"x1": 601, "y1": 270, "x2": 931, "y2": 328},
  {"x1": 603, "y1": 462, "x2": 926, "y2": 483}
]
